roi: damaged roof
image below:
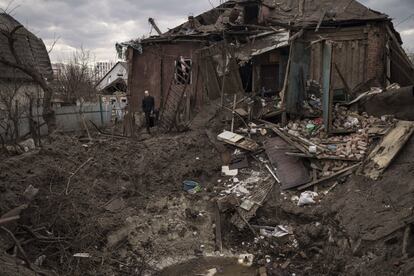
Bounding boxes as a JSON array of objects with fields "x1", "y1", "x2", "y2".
[
  {"x1": 262, "y1": 0, "x2": 388, "y2": 26},
  {"x1": 236, "y1": 31, "x2": 289, "y2": 61},
  {"x1": 160, "y1": 0, "x2": 388, "y2": 39},
  {"x1": 0, "y1": 13, "x2": 53, "y2": 81}
]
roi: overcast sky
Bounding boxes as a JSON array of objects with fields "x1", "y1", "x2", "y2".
[{"x1": 1, "y1": 0, "x2": 413, "y2": 63}]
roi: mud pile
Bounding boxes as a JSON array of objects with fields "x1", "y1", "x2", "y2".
[{"x1": 0, "y1": 130, "x2": 221, "y2": 275}]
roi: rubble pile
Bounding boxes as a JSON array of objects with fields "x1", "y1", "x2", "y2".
[
  {"x1": 283, "y1": 107, "x2": 394, "y2": 161},
  {"x1": 218, "y1": 170, "x2": 265, "y2": 199}
]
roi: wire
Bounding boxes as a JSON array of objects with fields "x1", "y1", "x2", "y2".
[
  {"x1": 207, "y1": 0, "x2": 215, "y2": 9},
  {"x1": 396, "y1": 13, "x2": 414, "y2": 27}
]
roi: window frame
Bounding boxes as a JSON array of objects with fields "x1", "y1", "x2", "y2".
[{"x1": 174, "y1": 58, "x2": 192, "y2": 85}]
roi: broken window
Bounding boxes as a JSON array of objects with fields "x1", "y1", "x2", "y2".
[
  {"x1": 333, "y1": 88, "x2": 349, "y2": 103},
  {"x1": 174, "y1": 57, "x2": 192, "y2": 85}
]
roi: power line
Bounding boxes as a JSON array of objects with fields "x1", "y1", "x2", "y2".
[
  {"x1": 396, "y1": 13, "x2": 414, "y2": 27},
  {"x1": 207, "y1": 0, "x2": 215, "y2": 9}
]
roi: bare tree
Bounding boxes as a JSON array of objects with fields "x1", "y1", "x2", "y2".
[
  {"x1": 55, "y1": 48, "x2": 98, "y2": 140},
  {"x1": 0, "y1": 80, "x2": 25, "y2": 143},
  {"x1": 0, "y1": 20, "x2": 56, "y2": 134},
  {"x1": 57, "y1": 47, "x2": 97, "y2": 104}
]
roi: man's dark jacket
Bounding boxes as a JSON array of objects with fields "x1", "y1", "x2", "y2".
[{"x1": 142, "y1": 96, "x2": 155, "y2": 113}]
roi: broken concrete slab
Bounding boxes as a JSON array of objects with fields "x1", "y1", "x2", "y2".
[{"x1": 222, "y1": 166, "x2": 238, "y2": 176}]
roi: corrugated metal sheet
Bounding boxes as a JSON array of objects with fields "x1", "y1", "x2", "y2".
[
  {"x1": 264, "y1": 136, "x2": 310, "y2": 190},
  {"x1": 236, "y1": 31, "x2": 289, "y2": 61}
]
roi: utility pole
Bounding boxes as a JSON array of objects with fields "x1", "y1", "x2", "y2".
[{"x1": 148, "y1": 18, "x2": 162, "y2": 35}]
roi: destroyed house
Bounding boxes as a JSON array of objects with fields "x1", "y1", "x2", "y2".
[{"x1": 125, "y1": 0, "x2": 414, "y2": 131}]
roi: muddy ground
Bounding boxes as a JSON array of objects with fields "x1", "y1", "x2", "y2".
[{"x1": 0, "y1": 126, "x2": 413, "y2": 275}]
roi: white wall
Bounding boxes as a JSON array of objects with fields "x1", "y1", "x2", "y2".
[{"x1": 96, "y1": 63, "x2": 127, "y2": 91}]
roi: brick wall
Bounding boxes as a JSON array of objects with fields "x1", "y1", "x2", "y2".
[{"x1": 366, "y1": 23, "x2": 387, "y2": 87}]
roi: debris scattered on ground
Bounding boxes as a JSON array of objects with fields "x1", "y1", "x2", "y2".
[
  {"x1": 258, "y1": 225, "x2": 292, "y2": 238},
  {"x1": 297, "y1": 191, "x2": 319, "y2": 206},
  {"x1": 2, "y1": 88, "x2": 414, "y2": 276},
  {"x1": 238, "y1": 253, "x2": 254, "y2": 267},
  {"x1": 217, "y1": 130, "x2": 260, "y2": 152},
  {"x1": 183, "y1": 180, "x2": 202, "y2": 194}
]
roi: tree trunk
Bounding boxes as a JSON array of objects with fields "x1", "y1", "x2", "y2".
[{"x1": 41, "y1": 86, "x2": 56, "y2": 134}]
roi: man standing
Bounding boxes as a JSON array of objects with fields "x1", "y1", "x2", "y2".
[{"x1": 142, "y1": 90, "x2": 155, "y2": 133}]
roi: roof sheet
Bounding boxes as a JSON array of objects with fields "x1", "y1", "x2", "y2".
[{"x1": 236, "y1": 31, "x2": 289, "y2": 61}]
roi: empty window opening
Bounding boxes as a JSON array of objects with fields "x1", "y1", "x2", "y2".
[
  {"x1": 244, "y1": 5, "x2": 259, "y2": 24},
  {"x1": 333, "y1": 88, "x2": 349, "y2": 103},
  {"x1": 239, "y1": 61, "x2": 253, "y2": 93}
]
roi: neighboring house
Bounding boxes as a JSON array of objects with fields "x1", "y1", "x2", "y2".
[
  {"x1": 96, "y1": 61, "x2": 128, "y2": 94},
  {"x1": 0, "y1": 13, "x2": 53, "y2": 102},
  {"x1": 124, "y1": 0, "x2": 414, "y2": 131},
  {"x1": 96, "y1": 61, "x2": 128, "y2": 120},
  {"x1": 94, "y1": 61, "x2": 116, "y2": 83}
]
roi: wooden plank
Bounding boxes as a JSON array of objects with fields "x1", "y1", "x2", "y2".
[
  {"x1": 259, "y1": 119, "x2": 309, "y2": 154},
  {"x1": 217, "y1": 131, "x2": 260, "y2": 152},
  {"x1": 363, "y1": 121, "x2": 414, "y2": 180},
  {"x1": 334, "y1": 63, "x2": 351, "y2": 94},
  {"x1": 322, "y1": 41, "x2": 333, "y2": 133},
  {"x1": 214, "y1": 202, "x2": 223, "y2": 252},
  {"x1": 297, "y1": 163, "x2": 361, "y2": 191},
  {"x1": 0, "y1": 216, "x2": 20, "y2": 225},
  {"x1": 285, "y1": 152, "x2": 358, "y2": 162}
]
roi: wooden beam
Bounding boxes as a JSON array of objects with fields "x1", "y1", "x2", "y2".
[
  {"x1": 297, "y1": 163, "x2": 361, "y2": 191},
  {"x1": 334, "y1": 63, "x2": 351, "y2": 94},
  {"x1": 214, "y1": 202, "x2": 223, "y2": 252},
  {"x1": 299, "y1": 0, "x2": 305, "y2": 17},
  {"x1": 363, "y1": 121, "x2": 414, "y2": 180},
  {"x1": 0, "y1": 216, "x2": 20, "y2": 225}
]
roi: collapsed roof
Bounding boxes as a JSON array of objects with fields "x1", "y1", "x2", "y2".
[
  {"x1": 0, "y1": 13, "x2": 53, "y2": 81},
  {"x1": 160, "y1": 0, "x2": 388, "y2": 39}
]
